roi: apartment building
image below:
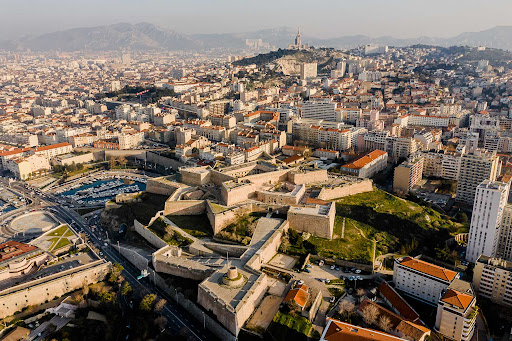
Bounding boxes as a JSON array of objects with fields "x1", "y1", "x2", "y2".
[
  {"x1": 5, "y1": 154, "x2": 51, "y2": 180},
  {"x1": 455, "y1": 149, "x2": 500, "y2": 205},
  {"x1": 301, "y1": 99, "x2": 337, "y2": 121},
  {"x1": 473, "y1": 255, "x2": 512, "y2": 307},
  {"x1": 466, "y1": 180, "x2": 510, "y2": 263},
  {"x1": 393, "y1": 256, "x2": 458, "y2": 305},
  {"x1": 300, "y1": 62, "x2": 318, "y2": 80},
  {"x1": 33, "y1": 142, "x2": 73, "y2": 159},
  {"x1": 497, "y1": 204, "x2": 512, "y2": 261},
  {"x1": 395, "y1": 114, "x2": 450, "y2": 128},
  {"x1": 292, "y1": 122, "x2": 351, "y2": 151},
  {"x1": 435, "y1": 279, "x2": 478, "y2": 341},
  {"x1": 340, "y1": 150, "x2": 388, "y2": 178},
  {"x1": 422, "y1": 150, "x2": 462, "y2": 180},
  {"x1": 393, "y1": 154, "x2": 424, "y2": 193}
]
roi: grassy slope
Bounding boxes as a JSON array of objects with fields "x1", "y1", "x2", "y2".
[{"x1": 308, "y1": 189, "x2": 467, "y2": 261}]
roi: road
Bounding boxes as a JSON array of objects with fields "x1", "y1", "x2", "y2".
[{"x1": 4, "y1": 179, "x2": 214, "y2": 341}]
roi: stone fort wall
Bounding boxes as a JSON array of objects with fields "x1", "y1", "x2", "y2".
[
  {"x1": 0, "y1": 260, "x2": 111, "y2": 318},
  {"x1": 317, "y1": 179, "x2": 373, "y2": 200},
  {"x1": 164, "y1": 200, "x2": 206, "y2": 216}
]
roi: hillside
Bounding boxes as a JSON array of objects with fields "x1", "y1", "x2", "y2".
[
  {"x1": 282, "y1": 189, "x2": 467, "y2": 262},
  {"x1": 233, "y1": 48, "x2": 346, "y2": 75},
  {"x1": 4, "y1": 23, "x2": 512, "y2": 51}
]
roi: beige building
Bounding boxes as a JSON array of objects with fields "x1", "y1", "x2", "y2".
[
  {"x1": 340, "y1": 150, "x2": 388, "y2": 178},
  {"x1": 473, "y1": 255, "x2": 512, "y2": 307},
  {"x1": 456, "y1": 149, "x2": 500, "y2": 205},
  {"x1": 393, "y1": 155, "x2": 424, "y2": 193},
  {"x1": 6, "y1": 154, "x2": 51, "y2": 180},
  {"x1": 435, "y1": 279, "x2": 478, "y2": 341}
]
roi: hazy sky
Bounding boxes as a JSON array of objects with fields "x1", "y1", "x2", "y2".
[{"x1": 2, "y1": 0, "x2": 512, "y2": 39}]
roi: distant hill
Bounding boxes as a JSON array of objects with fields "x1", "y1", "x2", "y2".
[{"x1": 3, "y1": 23, "x2": 512, "y2": 52}]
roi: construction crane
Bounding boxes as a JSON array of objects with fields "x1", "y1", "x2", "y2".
[{"x1": 136, "y1": 90, "x2": 149, "y2": 104}]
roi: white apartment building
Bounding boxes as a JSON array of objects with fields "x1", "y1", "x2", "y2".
[
  {"x1": 0, "y1": 133, "x2": 39, "y2": 147},
  {"x1": 456, "y1": 149, "x2": 500, "y2": 205},
  {"x1": 33, "y1": 142, "x2": 73, "y2": 160},
  {"x1": 118, "y1": 133, "x2": 144, "y2": 150},
  {"x1": 467, "y1": 180, "x2": 510, "y2": 263},
  {"x1": 395, "y1": 115, "x2": 450, "y2": 128},
  {"x1": 473, "y1": 256, "x2": 512, "y2": 307},
  {"x1": 301, "y1": 99, "x2": 337, "y2": 121},
  {"x1": 393, "y1": 256, "x2": 458, "y2": 305},
  {"x1": 300, "y1": 62, "x2": 317, "y2": 80},
  {"x1": 435, "y1": 279, "x2": 478, "y2": 341}
]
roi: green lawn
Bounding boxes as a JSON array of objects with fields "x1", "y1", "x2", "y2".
[
  {"x1": 49, "y1": 237, "x2": 71, "y2": 251},
  {"x1": 48, "y1": 225, "x2": 71, "y2": 237},
  {"x1": 267, "y1": 311, "x2": 312, "y2": 341},
  {"x1": 166, "y1": 214, "x2": 212, "y2": 238},
  {"x1": 293, "y1": 189, "x2": 468, "y2": 262}
]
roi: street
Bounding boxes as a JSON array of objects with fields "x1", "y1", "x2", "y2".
[{"x1": 2, "y1": 178, "x2": 213, "y2": 341}]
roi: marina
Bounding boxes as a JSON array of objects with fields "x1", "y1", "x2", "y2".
[{"x1": 56, "y1": 175, "x2": 147, "y2": 206}]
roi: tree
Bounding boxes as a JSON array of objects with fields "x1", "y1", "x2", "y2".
[
  {"x1": 339, "y1": 300, "x2": 355, "y2": 317},
  {"x1": 361, "y1": 304, "x2": 380, "y2": 326},
  {"x1": 154, "y1": 316, "x2": 168, "y2": 330},
  {"x1": 108, "y1": 263, "x2": 124, "y2": 283},
  {"x1": 118, "y1": 156, "x2": 128, "y2": 169},
  {"x1": 378, "y1": 315, "x2": 392, "y2": 332},
  {"x1": 140, "y1": 294, "x2": 156, "y2": 312},
  {"x1": 154, "y1": 298, "x2": 167, "y2": 312},
  {"x1": 109, "y1": 157, "x2": 117, "y2": 170},
  {"x1": 121, "y1": 281, "x2": 132, "y2": 296}
]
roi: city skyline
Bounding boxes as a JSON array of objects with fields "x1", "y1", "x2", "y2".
[{"x1": 2, "y1": 0, "x2": 512, "y2": 40}]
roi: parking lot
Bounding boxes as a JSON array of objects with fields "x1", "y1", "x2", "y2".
[{"x1": 305, "y1": 262, "x2": 372, "y2": 282}]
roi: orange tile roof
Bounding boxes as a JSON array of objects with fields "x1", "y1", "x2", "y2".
[
  {"x1": 342, "y1": 150, "x2": 387, "y2": 169},
  {"x1": 378, "y1": 282, "x2": 421, "y2": 323},
  {"x1": 33, "y1": 142, "x2": 71, "y2": 152},
  {"x1": 398, "y1": 256, "x2": 457, "y2": 282},
  {"x1": 322, "y1": 319, "x2": 406, "y2": 341},
  {"x1": 0, "y1": 241, "x2": 38, "y2": 263},
  {"x1": 440, "y1": 289, "x2": 474, "y2": 310},
  {"x1": 283, "y1": 285, "x2": 309, "y2": 309}
]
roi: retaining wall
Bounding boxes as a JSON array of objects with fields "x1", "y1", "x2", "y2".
[{"x1": 133, "y1": 219, "x2": 168, "y2": 249}]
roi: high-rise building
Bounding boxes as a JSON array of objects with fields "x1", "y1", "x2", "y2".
[
  {"x1": 466, "y1": 180, "x2": 510, "y2": 263},
  {"x1": 473, "y1": 255, "x2": 512, "y2": 307},
  {"x1": 121, "y1": 53, "x2": 131, "y2": 65},
  {"x1": 300, "y1": 62, "x2": 317, "y2": 80},
  {"x1": 455, "y1": 149, "x2": 500, "y2": 205},
  {"x1": 301, "y1": 99, "x2": 336, "y2": 121},
  {"x1": 393, "y1": 154, "x2": 424, "y2": 193},
  {"x1": 435, "y1": 279, "x2": 478, "y2": 341}
]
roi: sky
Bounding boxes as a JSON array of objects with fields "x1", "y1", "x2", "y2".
[{"x1": 2, "y1": 0, "x2": 512, "y2": 40}]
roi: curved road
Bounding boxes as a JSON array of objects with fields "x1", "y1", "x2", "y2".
[{"x1": 3, "y1": 179, "x2": 215, "y2": 341}]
